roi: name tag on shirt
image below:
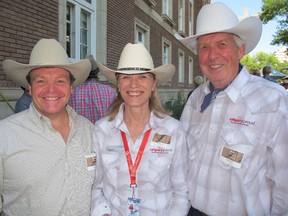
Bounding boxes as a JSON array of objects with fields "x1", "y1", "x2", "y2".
[
  {"x1": 86, "y1": 153, "x2": 96, "y2": 171},
  {"x1": 220, "y1": 146, "x2": 244, "y2": 169},
  {"x1": 152, "y1": 133, "x2": 171, "y2": 144},
  {"x1": 127, "y1": 197, "x2": 141, "y2": 216}
]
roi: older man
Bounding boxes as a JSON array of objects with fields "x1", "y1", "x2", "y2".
[
  {"x1": 180, "y1": 2, "x2": 288, "y2": 215},
  {"x1": 1, "y1": 39, "x2": 96, "y2": 215}
]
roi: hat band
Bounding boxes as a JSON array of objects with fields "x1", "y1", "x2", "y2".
[{"x1": 117, "y1": 67, "x2": 151, "y2": 71}]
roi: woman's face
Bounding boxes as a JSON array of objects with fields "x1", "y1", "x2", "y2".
[{"x1": 117, "y1": 73, "x2": 156, "y2": 109}]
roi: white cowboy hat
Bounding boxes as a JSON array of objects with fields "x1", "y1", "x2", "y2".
[
  {"x1": 2, "y1": 38, "x2": 91, "y2": 88},
  {"x1": 98, "y1": 43, "x2": 175, "y2": 85},
  {"x1": 180, "y1": 2, "x2": 262, "y2": 55}
]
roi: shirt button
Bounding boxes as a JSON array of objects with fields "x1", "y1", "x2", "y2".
[{"x1": 200, "y1": 168, "x2": 206, "y2": 175}]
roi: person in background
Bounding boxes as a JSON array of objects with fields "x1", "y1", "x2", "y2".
[
  {"x1": 281, "y1": 76, "x2": 288, "y2": 90},
  {"x1": 252, "y1": 69, "x2": 261, "y2": 76},
  {"x1": 180, "y1": 2, "x2": 288, "y2": 215},
  {"x1": 187, "y1": 75, "x2": 204, "y2": 99},
  {"x1": 15, "y1": 86, "x2": 32, "y2": 113},
  {"x1": 69, "y1": 54, "x2": 117, "y2": 124},
  {"x1": 1, "y1": 38, "x2": 95, "y2": 215},
  {"x1": 262, "y1": 65, "x2": 277, "y2": 83},
  {"x1": 91, "y1": 43, "x2": 189, "y2": 216}
]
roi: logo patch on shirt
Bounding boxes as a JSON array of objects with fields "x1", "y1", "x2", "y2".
[
  {"x1": 150, "y1": 147, "x2": 172, "y2": 154},
  {"x1": 106, "y1": 145, "x2": 123, "y2": 152},
  {"x1": 229, "y1": 117, "x2": 255, "y2": 127},
  {"x1": 152, "y1": 133, "x2": 171, "y2": 144}
]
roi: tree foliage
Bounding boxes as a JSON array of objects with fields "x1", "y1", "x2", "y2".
[
  {"x1": 163, "y1": 90, "x2": 186, "y2": 120},
  {"x1": 259, "y1": 0, "x2": 288, "y2": 46},
  {"x1": 241, "y1": 52, "x2": 288, "y2": 73}
]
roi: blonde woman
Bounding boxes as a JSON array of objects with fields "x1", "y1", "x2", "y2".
[{"x1": 91, "y1": 43, "x2": 189, "y2": 216}]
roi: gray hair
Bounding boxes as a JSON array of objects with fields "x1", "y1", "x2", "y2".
[{"x1": 194, "y1": 34, "x2": 246, "y2": 55}]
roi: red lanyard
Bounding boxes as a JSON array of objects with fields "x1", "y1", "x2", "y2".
[{"x1": 120, "y1": 128, "x2": 152, "y2": 187}]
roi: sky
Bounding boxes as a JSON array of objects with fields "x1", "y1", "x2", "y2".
[{"x1": 212, "y1": 0, "x2": 280, "y2": 56}]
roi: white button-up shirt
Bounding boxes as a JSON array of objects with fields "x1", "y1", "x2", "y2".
[
  {"x1": 181, "y1": 67, "x2": 288, "y2": 216},
  {"x1": 91, "y1": 104, "x2": 189, "y2": 216},
  {"x1": 0, "y1": 104, "x2": 95, "y2": 216}
]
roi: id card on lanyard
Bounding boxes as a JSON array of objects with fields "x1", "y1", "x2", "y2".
[{"x1": 121, "y1": 128, "x2": 152, "y2": 216}]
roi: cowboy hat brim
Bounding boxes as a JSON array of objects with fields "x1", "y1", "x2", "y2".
[
  {"x1": 2, "y1": 59, "x2": 91, "y2": 89},
  {"x1": 98, "y1": 63, "x2": 175, "y2": 85},
  {"x1": 180, "y1": 16, "x2": 262, "y2": 55}
]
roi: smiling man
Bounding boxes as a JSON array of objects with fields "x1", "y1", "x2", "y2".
[
  {"x1": 180, "y1": 2, "x2": 288, "y2": 216},
  {"x1": 0, "y1": 39, "x2": 96, "y2": 215}
]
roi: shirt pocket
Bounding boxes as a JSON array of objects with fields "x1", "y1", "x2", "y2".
[
  {"x1": 218, "y1": 129, "x2": 255, "y2": 169},
  {"x1": 101, "y1": 152, "x2": 120, "y2": 184},
  {"x1": 148, "y1": 156, "x2": 172, "y2": 190},
  {"x1": 218, "y1": 128, "x2": 268, "y2": 184}
]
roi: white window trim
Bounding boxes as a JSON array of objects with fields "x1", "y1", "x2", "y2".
[
  {"x1": 161, "y1": 38, "x2": 172, "y2": 85},
  {"x1": 178, "y1": 49, "x2": 185, "y2": 84},
  {"x1": 188, "y1": 56, "x2": 194, "y2": 85},
  {"x1": 178, "y1": 0, "x2": 185, "y2": 33},
  {"x1": 134, "y1": 18, "x2": 150, "y2": 51},
  {"x1": 162, "y1": 0, "x2": 172, "y2": 18},
  {"x1": 66, "y1": 0, "x2": 96, "y2": 61},
  {"x1": 162, "y1": 37, "x2": 172, "y2": 65},
  {"x1": 189, "y1": 0, "x2": 194, "y2": 36}
]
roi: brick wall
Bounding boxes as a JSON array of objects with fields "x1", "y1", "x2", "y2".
[
  {"x1": 106, "y1": 0, "x2": 135, "y2": 71},
  {"x1": 0, "y1": 0, "x2": 58, "y2": 87}
]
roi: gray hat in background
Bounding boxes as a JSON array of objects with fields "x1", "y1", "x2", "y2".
[{"x1": 86, "y1": 54, "x2": 99, "y2": 78}]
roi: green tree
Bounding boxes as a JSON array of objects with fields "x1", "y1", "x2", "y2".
[
  {"x1": 241, "y1": 55, "x2": 258, "y2": 72},
  {"x1": 259, "y1": 0, "x2": 288, "y2": 46},
  {"x1": 241, "y1": 52, "x2": 288, "y2": 73},
  {"x1": 163, "y1": 90, "x2": 186, "y2": 120}
]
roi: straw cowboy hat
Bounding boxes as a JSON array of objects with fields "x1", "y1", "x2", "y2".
[
  {"x1": 180, "y1": 2, "x2": 262, "y2": 55},
  {"x1": 2, "y1": 38, "x2": 91, "y2": 89},
  {"x1": 98, "y1": 43, "x2": 175, "y2": 85}
]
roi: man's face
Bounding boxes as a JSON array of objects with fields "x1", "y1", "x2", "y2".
[
  {"x1": 197, "y1": 33, "x2": 245, "y2": 88},
  {"x1": 29, "y1": 67, "x2": 73, "y2": 118}
]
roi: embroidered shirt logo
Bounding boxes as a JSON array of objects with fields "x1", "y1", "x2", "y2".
[{"x1": 229, "y1": 117, "x2": 255, "y2": 126}]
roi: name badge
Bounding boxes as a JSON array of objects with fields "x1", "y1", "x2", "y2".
[
  {"x1": 220, "y1": 146, "x2": 244, "y2": 169},
  {"x1": 152, "y1": 133, "x2": 171, "y2": 144},
  {"x1": 86, "y1": 153, "x2": 96, "y2": 171},
  {"x1": 127, "y1": 197, "x2": 141, "y2": 216}
]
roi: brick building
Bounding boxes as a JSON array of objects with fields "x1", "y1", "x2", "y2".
[{"x1": 0, "y1": 0, "x2": 210, "y2": 119}]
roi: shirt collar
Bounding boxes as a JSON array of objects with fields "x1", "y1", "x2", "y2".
[
  {"x1": 114, "y1": 103, "x2": 155, "y2": 133},
  {"x1": 225, "y1": 66, "x2": 250, "y2": 103},
  {"x1": 28, "y1": 103, "x2": 77, "y2": 129}
]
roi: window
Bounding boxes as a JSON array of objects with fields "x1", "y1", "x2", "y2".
[
  {"x1": 189, "y1": 0, "x2": 194, "y2": 36},
  {"x1": 188, "y1": 57, "x2": 194, "y2": 84},
  {"x1": 178, "y1": 50, "x2": 185, "y2": 83},
  {"x1": 162, "y1": 0, "x2": 172, "y2": 18},
  {"x1": 162, "y1": 38, "x2": 172, "y2": 65},
  {"x1": 135, "y1": 18, "x2": 150, "y2": 50},
  {"x1": 80, "y1": 10, "x2": 89, "y2": 59},
  {"x1": 66, "y1": 0, "x2": 96, "y2": 60},
  {"x1": 178, "y1": 0, "x2": 185, "y2": 32}
]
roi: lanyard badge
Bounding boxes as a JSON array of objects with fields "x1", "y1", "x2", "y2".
[{"x1": 121, "y1": 128, "x2": 152, "y2": 216}]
